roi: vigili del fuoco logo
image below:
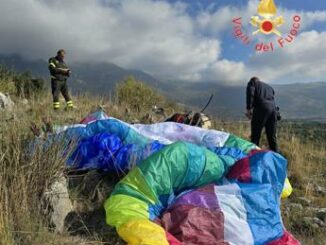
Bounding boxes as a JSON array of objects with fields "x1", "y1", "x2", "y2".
[{"x1": 232, "y1": 0, "x2": 302, "y2": 52}]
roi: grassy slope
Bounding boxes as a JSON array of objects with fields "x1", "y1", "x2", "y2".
[
  {"x1": 213, "y1": 120, "x2": 326, "y2": 245},
  {"x1": 0, "y1": 87, "x2": 325, "y2": 244}
]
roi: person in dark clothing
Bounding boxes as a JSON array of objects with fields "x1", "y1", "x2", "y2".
[
  {"x1": 246, "y1": 77, "x2": 278, "y2": 152},
  {"x1": 48, "y1": 49, "x2": 74, "y2": 110}
]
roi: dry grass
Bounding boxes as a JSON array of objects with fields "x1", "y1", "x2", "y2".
[
  {"x1": 0, "y1": 93, "x2": 325, "y2": 245},
  {"x1": 0, "y1": 118, "x2": 70, "y2": 244},
  {"x1": 214, "y1": 119, "x2": 326, "y2": 245},
  {"x1": 0, "y1": 95, "x2": 128, "y2": 245}
]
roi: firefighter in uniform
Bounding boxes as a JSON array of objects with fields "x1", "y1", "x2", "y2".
[
  {"x1": 246, "y1": 77, "x2": 278, "y2": 152},
  {"x1": 48, "y1": 49, "x2": 74, "y2": 110}
]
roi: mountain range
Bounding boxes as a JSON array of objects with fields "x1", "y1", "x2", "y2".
[{"x1": 1, "y1": 54, "x2": 326, "y2": 120}]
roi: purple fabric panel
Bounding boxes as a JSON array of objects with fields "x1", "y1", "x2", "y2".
[
  {"x1": 170, "y1": 184, "x2": 220, "y2": 210},
  {"x1": 161, "y1": 204, "x2": 229, "y2": 245}
]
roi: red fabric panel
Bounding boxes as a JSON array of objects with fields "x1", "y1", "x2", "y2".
[
  {"x1": 196, "y1": 184, "x2": 216, "y2": 193},
  {"x1": 248, "y1": 149, "x2": 269, "y2": 156},
  {"x1": 227, "y1": 157, "x2": 251, "y2": 183},
  {"x1": 267, "y1": 230, "x2": 301, "y2": 245},
  {"x1": 161, "y1": 205, "x2": 229, "y2": 245},
  {"x1": 227, "y1": 149, "x2": 271, "y2": 183},
  {"x1": 166, "y1": 232, "x2": 183, "y2": 245}
]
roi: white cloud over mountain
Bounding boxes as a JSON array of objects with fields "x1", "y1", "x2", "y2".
[
  {"x1": 0, "y1": 0, "x2": 325, "y2": 84},
  {"x1": 247, "y1": 31, "x2": 326, "y2": 83}
]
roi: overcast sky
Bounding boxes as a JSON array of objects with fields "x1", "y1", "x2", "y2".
[{"x1": 0, "y1": 0, "x2": 325, "y2": 84}]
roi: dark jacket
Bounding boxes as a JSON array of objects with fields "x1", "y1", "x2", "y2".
[
  {"x1": 48, "y1": 56, "x2": 70, "y2": 81},
  {"x1": 246, "y1": 80, "x2": 276, "y2": 111}
]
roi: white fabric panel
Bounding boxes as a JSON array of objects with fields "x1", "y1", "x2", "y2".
[
  {"x1": 54, "y1": 118, "x2": 230, "y2": 148},
  {"x1": 215, "y1": 183, "x2": 254, "y2": 245},
  {"x1": 132, "y1": 121, "x2": 230, "y2": 147},
  {"x1": 54, "y1": 124, "x2": 86, "y2": 134}
]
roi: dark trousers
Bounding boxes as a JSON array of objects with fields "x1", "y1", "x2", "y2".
[
  {"x1": 51, "y1": 79, "x2": 71, "y2": 102},
  {"x1": 251, "y1": 107, "x2": 278, "y2": 152}
]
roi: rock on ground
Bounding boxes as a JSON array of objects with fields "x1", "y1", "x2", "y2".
[
  {"x1": 43, "y1": 176, "x2": 73, "y2": 233},
  {"x1": 316, "y1": 209, "x2": 326, "y2": 222},
  {"x1": 295, "y1": 197, "x2": 312, "y2": 207},
  {"x1": 0, "y1": 92, "x2": 14, "y2": 110},
  {"x1": 288, "y1": 203, "x2": 303, "y2": 212},
  {"x1": 42, "y1": 170, "x2": 121, "y2": 242}
]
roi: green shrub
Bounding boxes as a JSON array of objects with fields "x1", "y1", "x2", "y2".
[
  {"x1": 14, "y1": 72, "x2": 45, "y2": 98},
  {"x1": 0, "y1": 65, "x2": 45, "y2": 98},
  {"x1": 115, "y1": 76, "x2": 164, "y2": 112},
  {"x1": 0, "y1": 65, "x2": 16, "y2": 93}
]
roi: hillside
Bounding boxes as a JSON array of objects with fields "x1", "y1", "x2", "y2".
[
  {"x1": 158, "y1": 80, "x2": 326, "y2": 120},
  {"x1": 0, "y1": 54, "x2": 160, "y2": 93},
  {"x1": 275, "y1": 82, "x2": 326, "y2": 119},
  {"x1": 1, "y1": 54, "x2": 326, "y2": 120},
  {"x1": 0, "y1": 68, "x2": 325, "y2": 245}
]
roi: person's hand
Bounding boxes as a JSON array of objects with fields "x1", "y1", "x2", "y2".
[
  {"x1": 245, "y1": 109, "x2": 253, "y2": 120},
  {"x1": 59, "y1": 68, "x2": 70, "y2": 73},
  {"x1": 65, "y1": 69, "x2": 71, "y2": 76}
]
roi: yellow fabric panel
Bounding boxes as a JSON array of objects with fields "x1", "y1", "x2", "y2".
[
  {"x1": 104, "y1": 194, "x2": 149, "y2": 228},
  {"x1": 117, "y1": 219, "x2": 169, "y2": 245},
  {"x1": 281, "y1": 177, "x2": 293, "y2": 199},
  {"x1": 120, "y1": 167, "x2": 158, "y2": 204}
]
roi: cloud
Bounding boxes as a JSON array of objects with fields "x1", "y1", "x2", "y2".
[
  {"x1": 0, "y1": 0, "x2": 231, "y2": 82},
  {"x1": 196, "y1": 0, "x2": 326, "y2": 36},
  {"x1": 0, "y1": 0, "x2": 324, "y2": 84},
  {"x1": 247, "y1": 30, "x2": 326, "y2": 83},
  {"x1": 196, "y1": 1, "x2": 258, "y2": 37},
  {"x1": 195, "y1": 0, "x2": 326, "y2": 83},
  {"x1": 201, "y1": 60, "x2": 246, "y2": 84}
]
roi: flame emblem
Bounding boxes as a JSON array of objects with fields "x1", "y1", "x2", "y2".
[{"x1": 251, "y1": 0, "x2": 284, "y2": 36}]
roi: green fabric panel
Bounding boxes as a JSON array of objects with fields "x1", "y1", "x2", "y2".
[
  {"x1": 137, "y1": 142, "x2": 236, "y2": 196},
  {"x1": 224, "y1": 134, "x2": 257, "y2": 153},
  {"x1": 105, "y1": 141, "x2": 239, "y2": 230},
  {"x1": 104, "y1": 194, "x2": 148, "y2": 228},
  {"x1": 194, "y1": 154, "x2": 233, "y2": 188},
  {"x1": 178, "y1": 143, "x2": 206, "y2": 190},
  {"x1": 222, "y1": 155, "x2": 238, "y2": 171},
  {"x1": 112, "y1": 183, "x2": 156, "y2": 204},
  {"x1": 137, "y1": 142, "x2": 192, "y2": 197},
  {"x1": 119, "y1": 167, "x2": 158, "y2": 204}
]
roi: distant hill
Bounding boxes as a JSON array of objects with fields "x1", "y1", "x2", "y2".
[
  {"x1": 158, "y1": 81, "x2": 326, "y2": 120},
  {"x1": 1, "y1": 54, "x2": 326, "y2": 120},
  {"x1": 274, "y1": 82, "x2": 326, "y2": 120},
  {"x1": 0, "y1": 54, "x2": 160, "y2": 94}
]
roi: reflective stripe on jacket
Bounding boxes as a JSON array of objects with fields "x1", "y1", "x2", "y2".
[{"x1": 48, "y1": 56, "x2": 70, "y2": 81}]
